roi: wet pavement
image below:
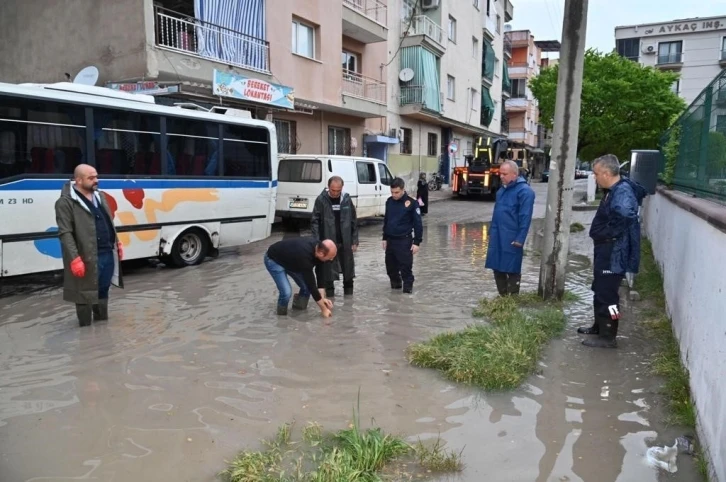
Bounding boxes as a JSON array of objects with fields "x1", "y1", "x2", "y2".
[{"x1": 0, "y1": 182, "x2": 701, "y2": 481}]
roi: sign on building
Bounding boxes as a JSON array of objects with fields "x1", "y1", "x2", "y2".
[
  {"x1": 212, "y1": 69, "x2": 294, "y2": 110},
  {"x1": 106, "y1": 82, "x2": 180, "y2": 95}
]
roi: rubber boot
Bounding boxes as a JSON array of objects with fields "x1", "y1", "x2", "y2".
[
  {"x1": 507, "y1": 274, "x2": 521, "y2": 295},
  {"x1": 76, "y1": 304, "x2": 93, "y2": 327},
  {"x1": 343, "y1": 281, "x2": 354, "y2": 296},
  {"x1": 583, "y1": 318, "x2": 618, "y2": 348},
  {"x1": 494, "y1": 272, "x2": 508, "y2": 296},
  {"x1": 402, "y1": 284, "x2": 413, "y2": 294},
  {"x1": 276, "y1": 304, "x2": 288, "y2": 316},
  {"x1": 93, "y1": 299, "x2": 109, "y2": 321},
  {"x1": 577, "y1": 308, "x2": 601, "y2": 335},
  {"x1": 291, "y1": 293, "x2": 310, "y2": 310},
  {"x1": 390, "y1": 278, "x2": 402, "y2": 290},
  {"x1": 325, "y1": 286, "x2": 335, "y2": 298}
]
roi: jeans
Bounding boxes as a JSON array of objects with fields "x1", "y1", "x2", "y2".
[
  {"x1": 264, "y1": 254, "x2": 310, "y2": 307},
  {"x1": 98, "y1": 250, "x2": 115, "y2": 300}
]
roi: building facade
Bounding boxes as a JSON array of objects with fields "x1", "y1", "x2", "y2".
[{"x1": 615, "y1": 16, "x2": 726, "y2": 106}]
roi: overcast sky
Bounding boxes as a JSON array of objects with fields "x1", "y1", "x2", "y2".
[{"x1": 509, "y1": 0, "x2": 726, "y2": 56}]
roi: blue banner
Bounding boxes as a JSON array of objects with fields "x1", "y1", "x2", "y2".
[{"x1": 213, "y1": 69, "x2": 294, "y2": 109}]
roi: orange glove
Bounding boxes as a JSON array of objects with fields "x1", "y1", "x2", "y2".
[
  {"x1": 70, "y1": 256, "x2": 85, "y2": 278},
  {"x1": 117, "y1": 241, "x2": 124, "y2": 261}
]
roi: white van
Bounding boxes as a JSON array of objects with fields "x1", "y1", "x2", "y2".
[{"x1": 275, "y1": 155, "x2": 395, "y2": 223}]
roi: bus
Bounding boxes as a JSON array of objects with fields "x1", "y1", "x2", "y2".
[{"x1": 0, "y1": 82, "x2": 278, "y2": 278}]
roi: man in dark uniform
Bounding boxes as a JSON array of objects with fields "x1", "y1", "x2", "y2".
[
  {"x1": 578, "y1": 154, "x2": 647, "y2": 348},
  {"x1": 311, "y1": 176, "x2": 359, "y2": 297},
  {"x1": 382, "y1": 177, "x2": 423, "y2": 294}
]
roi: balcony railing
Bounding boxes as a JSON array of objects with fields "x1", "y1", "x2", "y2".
[
  {"x1": 343, "y1": 0, "x2": 387, "y2": 27},
  {"x1": 342, "y1": 70, "x2": 387, "y2": 105},
  {"x1": 403, "y1": 15, "x2": 445, "y2": 47},
  {"x1": 506, "y1": 30, "x2": 530, "y2": 45},
  {"x1": 484, "y1": 15, "x2": 497, "y2": 38},
  {"x1": 155, "y1": 6, "x2": 270, "y2": 73},
  {"x1": 657, "y1": 52, "x2": 683, "y2": 65},
  {"x1": 503, "y1": 37, "x2": 512, "y2": 57},
  {"x1": 399, "y1": 85, "x2": 441, "y2": 112}
]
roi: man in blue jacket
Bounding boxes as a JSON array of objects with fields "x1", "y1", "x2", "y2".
[
  {"x1": 485, "y1": 160, "x2": 536, "y2": 296},
  {"x1": 578, "y1": 154, "x2": 647, "y2": 348},
  {"x1": 382, "y1": 177, "x2": 423, "y2": 293}
]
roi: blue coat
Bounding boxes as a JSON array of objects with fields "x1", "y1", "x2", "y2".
[
  {"x1": 589, "y1": 177, "x2": 648, "y2": 274},
  {"x1": 485, "y1": 177, "x2": 536, "y2": 274}
]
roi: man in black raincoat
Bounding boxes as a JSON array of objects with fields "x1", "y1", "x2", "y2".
[{"x1": 310, "y1": 176, "x2": 359, "y2": 297}]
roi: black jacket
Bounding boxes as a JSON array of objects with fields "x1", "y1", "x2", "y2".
[
  {"x1": 382, "y1": 193, "x2": 423, "y2": 245},
  {"x1": 267, "y1": 237, "x2": 324, "y2": 301},
  {"x1": 310, "y1": 190, "x2": 358, "y2": 281}
]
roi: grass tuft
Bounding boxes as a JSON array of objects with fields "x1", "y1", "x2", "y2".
[
  {"x1": 407, "y1": 292, "x2": 570, "y2": 391},
  {"x1": 413, "y1": 438, "x2": 464, "y2": 472},
  {"x1": 570, "y1": 222, "x2": 585, "y2": 233}
]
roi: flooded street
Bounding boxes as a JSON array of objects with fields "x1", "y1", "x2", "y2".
[{"x1": 0, "y1": 183, "x2": 700, "y2": 481}]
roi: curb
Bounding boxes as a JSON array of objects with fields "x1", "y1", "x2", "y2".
[{"x1": 573, "y1": 204, "x2": 599, "y2": 212}]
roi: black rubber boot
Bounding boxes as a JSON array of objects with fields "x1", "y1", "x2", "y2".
[
  {"x1": 93, "y1": 299, "x2": 109, "y2": 321},
  {"x1": 577, "y1": 308, "x2": 600, "y2": 335},
  {"x1": 76, "y1": 304, "x2": 93, "y2": 327},
  {"x1": 507, "y1": 274, "x2": 521, "y2": 295},
  {"x1": 291, "y1": 294, "x2": 309, "y2": 310},
  {"x1": 390, "y1": 278, "x2": 402, "y2": 290},
  {"x1": 343, "y1": 281, "x2": 353, "y2": 296},
  {"x1": 276, "y1": 305, "x2": 288, "y2": 316},
  {"x1": 494, "y1": 272, "x2": 509, "y2": 296},
  {"x1": 402, "y1": 285, "x2": 413, "y2": 294},
  {"x1": 583, "y1": 318, "x2": 618, "y2": 348},
  {"x1": 325, "y1": 287, "x2": 335, "y2": 298}
]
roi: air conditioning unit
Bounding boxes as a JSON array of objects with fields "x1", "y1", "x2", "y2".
[
  {"x1": 642, "y1": 44, "x2": 656, "y2": 55},
  {"x1": 421, "y1": 0, "x2": 440, "y2": 10}
]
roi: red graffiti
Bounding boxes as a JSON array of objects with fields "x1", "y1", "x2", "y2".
[
  {"x1": 123, "y1": 188, "x2": 146, "y2": 209},
  {"x1": 103, "y1": 192, "x2": 118, "y2": 219}
]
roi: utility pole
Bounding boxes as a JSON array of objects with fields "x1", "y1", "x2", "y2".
[{"x1": 538, "y1": 0, "x2": 589, "y2": 300}]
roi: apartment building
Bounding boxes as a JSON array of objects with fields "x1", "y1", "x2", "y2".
[
  {"x1": 384, "y1": 0, "x2": 513, "y2": 187},
  {"x1": 503, "y1": 28, "x2": 559, "y2": 178},
  {"x1": 0, "y1": 0, "x2": 390, "y2": 157},
  {"x1": 615, "y1": 15, "x2": 726, "y2": 106}
]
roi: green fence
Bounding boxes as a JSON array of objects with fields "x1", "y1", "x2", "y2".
[{"x1": 660, "y1": 69, "x2": 726, "y2": 202}]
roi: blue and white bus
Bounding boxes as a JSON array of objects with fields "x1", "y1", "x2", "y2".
[{"x1": 0, "y1": 82, "x2": 278, "y2": 277}]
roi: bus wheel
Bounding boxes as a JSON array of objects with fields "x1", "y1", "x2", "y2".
[{"x1": 170, "y1": 229, "x2": 209, "y2": 267}]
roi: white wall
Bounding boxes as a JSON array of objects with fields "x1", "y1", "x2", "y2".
[{"x1": 643, "y1": 191, "x2": 726, "y2": 482}]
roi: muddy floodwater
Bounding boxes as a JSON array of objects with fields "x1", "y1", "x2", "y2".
[{"x1": 0, "y1": 183, "x2": 701, "y2": 481}]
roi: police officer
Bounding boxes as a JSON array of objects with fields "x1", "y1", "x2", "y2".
[
  {"x1": 578, "y1": 154, "x2": 647, "y2": 348},
  {"x1": 382, "y1": 177, "x2": 423, "y2": 293}
]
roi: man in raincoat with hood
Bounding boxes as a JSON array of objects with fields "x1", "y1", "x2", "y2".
[
  {"x1": 485, "y1": 160, "x2": 536, "y2": 296},
  {"x1": 55, "y1": 164, "x2": 124, "y2": 327},
  {"x1": 578, "y1": 154, "x2": 647, "y2": 348},
  {"x1": 310, "y1": 175, "x2": 359, "y2": 298}
]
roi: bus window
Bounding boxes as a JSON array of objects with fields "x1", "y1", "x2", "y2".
[
  {"x1": 167, "y1": 117, "x2": 219, "y2": 176},
  {"x1": 0, "y1": 96, "x2": 86, "y2": 178},
  {"x1": 93, "y1": 108, "x2": 161, "y2": 176},
  {"x1": 222, "y1": 124, "x2": 270, "y2": 179}
]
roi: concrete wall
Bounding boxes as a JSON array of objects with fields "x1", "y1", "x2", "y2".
[
  {"x1": 273, "y1": 111, "x2": 365, "y2": 155},
  {"x1": 642, "y1": 189, "x2": 726, "y2": 482},
  {"x1": 0, "y1": 0, "x2": 147, "y2": 84}
]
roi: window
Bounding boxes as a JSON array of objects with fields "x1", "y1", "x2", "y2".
[
  {"x1": 467, "y1": 140, "x2": 473, "y2": 155},
  {"x1": 0, "y1": 96, "x2": 86, "y2": 179},
  {"x1": 448, "y1": 16, "x2": 457, "y2": 42},
  {"x1": 496, "y1": 14, "x2": 501, "y2": 33},
  {"x1": 278, "y1": 158, "x2": 322, "y2": 182},
  {"x1": 427, "y1": 133, "x2": 437, "y2": 157},
  {"x1": 486, "y1": 0, "x2": 491, "y2": 16},
  {"x1": 472, "y1": 37, "x2": 479, "y2": 58},
  {"x1": 94, "y1": 109, "x2": 161, "y2": 175},
  {"x1": 377, "y1": 163, "x2": 393, "y2": 186},
  {"x1": 356, "y1": 161, "x2": 377, "y2": 184},
  {"x1": 447, "y1": 75, "x2": 456, "y2": 100},
  {"x1": 400, "y1": 127, "x2": 413, "y2": 154},
  {"x1": 292, "y1": 20, "x2": 315, "y2": 58},
  {"x1": 328, "y1": 126, "x2": 350, "y2": 155},
  {"x1": 616, "y1": 38, "x2": 640, "y2": 62},
  {"x1": 470, "y1": 89, "x2": 478, "y2": 110},
  {"x1": 166, "y1": 117, "x2": 219, "y2": 176},
  {"x1": 341, "y1": 50, "x2": 359, "y2": 73},
  {"x1": 273, "y1": 119, "x2": 297, "y2": 154},
  {"x1": 658, "y1": 41, "x2": 682, "y2": 64},
  {"x1": 223, "y1": 124, "x2": 271, "y2": 178},
  {"x1": 511, "y1": 78, "x2": 526, "y2": 98}
]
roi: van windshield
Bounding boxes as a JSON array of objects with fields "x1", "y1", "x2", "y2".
[{"x1": 278, "y1": 159, "x2": 322, "y2": 183}]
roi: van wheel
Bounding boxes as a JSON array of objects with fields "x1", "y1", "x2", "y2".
[{"x1": 170, "y1": 228, "x2": 209, "y2": 267}]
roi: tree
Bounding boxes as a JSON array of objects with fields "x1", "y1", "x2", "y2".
[{"x1": 529, "y1": 49, "x2": 686, "y2": 161}]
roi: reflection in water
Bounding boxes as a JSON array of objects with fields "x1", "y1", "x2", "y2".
[{"x1": 0, "y1": 204, "x2": 701, "y2": 482}]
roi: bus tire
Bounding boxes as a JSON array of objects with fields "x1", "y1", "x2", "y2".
[{"x1": 170, "y1": 228, "x2": 209, "y2": 267}]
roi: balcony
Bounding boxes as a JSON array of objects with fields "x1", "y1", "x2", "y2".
[
  {"x1": 484, "y1": 15, "x2": 497, "y2": 41},
  {"x1": 155, "y1": 6, "x2": 270, "y2": 74},
  {"x1": 399, "y1": 85, "x2": 443, "y2": 120},
  {"x1": 341, "y1": 70, "x2": 387, "y2": 117},
  {"x1": 343, "y1": 0, "x2": 388, "y2": 44},
  {"x1": 401, "y1": 15, "x2": 446, "y2": 56},
  {"x1": 503, "y1": 37, "x2": 512, "y2": 58},
  {"x1": 506, "y1": 30, "x2": 530, "y2": 47},
  {"x1": 507, "y1": 128, "x2": 529, "y2": 141},
  {"x1": 656, "y1": 52, "x2": 683, "y2": 70},
  {"x1": 508, "y1": 62, "x2": 533, "y2": 77},
  {"x1": 505, "y1": 97, "x2": 528, "y2": 111},
  {"x1": 505, "y1": 0, "x2": 514, "y2": 22}
]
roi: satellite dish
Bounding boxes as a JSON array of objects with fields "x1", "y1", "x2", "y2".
[
  {"x1": 73, "y1": 66, "x2": 99, "y2": 86},
  {"x1": 399, "y1": 68, "x2": 414, "y2": 83}
]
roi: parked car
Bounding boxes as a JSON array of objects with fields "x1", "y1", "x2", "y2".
[{"x1": 275, "y1": 155, "x2": 395, "y2": 225}]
